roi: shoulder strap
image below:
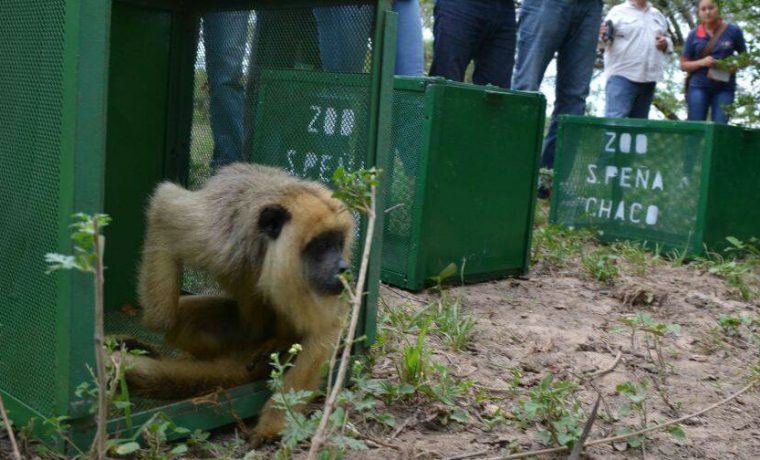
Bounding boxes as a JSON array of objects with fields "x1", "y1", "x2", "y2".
[{"x1": 700, "y1": 21, "x2": 728, "y2": 58}]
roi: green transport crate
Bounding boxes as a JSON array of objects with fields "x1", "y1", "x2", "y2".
[
  {"x1": 380, "y1": 77, "x2": 546, "y2": 291},
  {"x1": 550, "y1": 116, "x2": 760, "y2": 254},
  {"x1": 0, "y1": 0, "x2": 396, "y2": 451}
]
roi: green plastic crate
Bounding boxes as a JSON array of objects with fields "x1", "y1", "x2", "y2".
[
  {"x1": 0, "y1": 0, "x2": 396, "y2": 451},
  {"x1": 550, "y1": 116, "x2": 760, "y2": 254},
  {"x1": 381, "y1": 77, "x2": 546, "y2": 291}
]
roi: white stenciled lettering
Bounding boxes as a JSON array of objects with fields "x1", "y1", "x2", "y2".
[
  {"x1": 303, "y1": 152, "x2": 318, "y2": 176},
  {"x1": 646, "y1": 205, "x2": 659, "y2": 225},
  {"x1": 586, "y1": 164, "x2": 597, "y2": 184},
  {"x1": 636, "y1": 134, "x2": 647, "y2": 154},
  {"x1": 585, "y1": 197, "x2": 598, "y2": 213},
  {"x1": 604, "y1": 166, "x2": 619, "y2": 184},
  {"x1": 319, "y1": 155, "x2": 333, "y2": 182},
  {"x1": 652, "y1": 171, "x2": 664, "y2": 191},
  {"x1": 605, "y1": 131, "x2": 616, "y2": 153},
  {"x1": 324, "y1": 107, "x2": 337, "y2": 135},
  {"x1": 598, "y1": 199, "x2": 613, "y2": 218},
  {"x1": 614, "y1": 201, "x2": 626, "y2": 220},
  {"x1": 341, "y1": 109, "x2": 355, "y2": 136},
  {"x1": 620, "y1": 133, "x2": 632, "y2": 153},
  {"x1": 308, "y1": 105, "x2": 321, "y2": 133},
  {"x1": 286, "y1": 149, "x2": 297, "y2": 174},
  {"x1": 630, "y1": 202, "x2": 642, "y2": 223},
  {"x1": 635, "y1": 168, "x2": 650, "y2": 189},
  {"x1": 620, "y1": 167, "x2": 632, "y2": 187}
]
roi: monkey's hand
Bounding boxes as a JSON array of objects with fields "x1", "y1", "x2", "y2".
[
  {"x1": 245, "y1": 338, "x2": 294, "y2": 379},
  {"x1": 249, "y1": 402, "x2": 285, "y2": 446}
]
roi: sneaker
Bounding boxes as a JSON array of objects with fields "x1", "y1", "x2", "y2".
[{"x1": 537, "y1": 176, "x2": 552, "y2": 200}]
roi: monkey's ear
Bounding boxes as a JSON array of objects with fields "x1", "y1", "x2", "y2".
[{"x1": 259, "y1": 205, "x2": 291, "y2": 239}]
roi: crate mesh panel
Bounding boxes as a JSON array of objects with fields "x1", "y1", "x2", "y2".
[
  {"x1": 381, "y1": 87, "x2": 424, "y2": 276},
  {"x1": 185, "y1": 4, "x2": 376, "y2": 295},
  {"x1": 0, "y1": 0, "x2": 66, "y2": 414},
  {"x1": 554, "y1": 124, "x2": 704, "y2": 247}
]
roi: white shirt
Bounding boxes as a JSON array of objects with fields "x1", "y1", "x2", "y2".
[{"x1": 602, "y1": 1, "x2": 673, "y2": 83}]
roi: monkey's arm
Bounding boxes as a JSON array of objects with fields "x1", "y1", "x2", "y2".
[
  {"x1": 138, "y1": 211, "x2": 182, "y2": 332},
  {"x1": 250, "y1": 332, "x2": 338, "y2": 443},
  {"x1": 138, "y1": 182, "x2": 198, "y2": 332}
]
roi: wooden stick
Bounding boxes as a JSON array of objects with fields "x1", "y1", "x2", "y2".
[
  {"x1": 0, "y1": 393, "x2": 22, "y2": 460},
  {"x1": 307, "y1": 186, "x2": 378, "y2": 459},
  {"x1": 582, "y1": 351, "x2": 623, "y2": 381},
  {"x1": 90, "y1": 227, "x2": 107, "y2": 460}
]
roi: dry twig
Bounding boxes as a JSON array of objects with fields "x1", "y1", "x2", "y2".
[
  {"x1": 90, "y1": 228, "x2": 107, "y2": 460},
  {"x1": 0, "y1": 393, "x2": 22, "y2": 460},
  {"x1": 307, "y1": 185, "x2": 378, "y2": 458}
]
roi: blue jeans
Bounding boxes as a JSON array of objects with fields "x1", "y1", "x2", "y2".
[
  {"x1": 314, "y1": 6, "x2": 374, "y2": 72},
  {"x1": 687, "y1": 85, "x2": 734, "y2": 124},
  {"x1": 429, "y1": 0, "x2": 517, "y2": 88},
  {"x1": 315, "y1": 2, "x2": 424, "y2": 76},
  {"x1": 605, "y1": 76, "x2": 656, "y2": 119},
  {"x1": 512, "y1": 0, "x2": 602, "y2": 168},
  {"x1": 393, "y1": 0, "x2": 425, "y2": 76},
  {"x1": 203, "y1": 12, "x2": 249, "y2": 170}
]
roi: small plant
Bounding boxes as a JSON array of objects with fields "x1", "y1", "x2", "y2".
[
  {"x1": 615, "y1": 380, "x2": 686, "y2": 450},
  {"x1": 531, "y1": 225, "x2": 593, "y2": 268},
  {"x1": 582, "y1": 249, "x2": 620, "y2": 282},
  {"x1": 45, "y1": 213, "x2": 111, "y2": 460},
  {"x1": 610, "y1": 240, "x2": 652, "y2": 276},
  {"x1": 613, "y1": 312, "x2": 680, "y2": 370},
  {"x1": 430, "y1": 293, "x2": 476, "y2": 352},
  {"x1": 514, "y1": 374, "x2": 585, "y2": 449},
  {"x1": 396, "y1": 320, "x2": 433, "y2": 388}
]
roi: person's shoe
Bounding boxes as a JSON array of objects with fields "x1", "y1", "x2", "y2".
[{"x1": 537, "y1": 175, "x2": 552, "y2": 200}]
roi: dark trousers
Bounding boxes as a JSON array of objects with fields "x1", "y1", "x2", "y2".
[{"x1": 429, "y1": 0, "x2": 516, "y2": 89}]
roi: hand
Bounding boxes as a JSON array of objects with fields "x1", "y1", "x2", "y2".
[
  {"x1": 702, "y1": 56, "x2": 716, "y2": 68},
  {"x1": 599, "y1": 21, "x2": 608, "y2": 39},
  {"x1": 655, "y1": 35, "x2": 667, "y2": 51}
]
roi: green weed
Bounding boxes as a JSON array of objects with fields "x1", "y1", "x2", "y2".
[
  {"x1": 514, "y1": 374, "x2": 585, "y2": 449},
  {"x1": 582, "y1": 250, "x2": 620, "y2": 282}
]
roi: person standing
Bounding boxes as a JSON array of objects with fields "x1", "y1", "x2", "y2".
[
  {"x1": 512, "y1": 0, "x2": 602, "y2": 198},
  {"x1": 203, "y1": 12, "x2": 250, "y2": 170},
  {"x1": 600, "y1": 0, "x2": 672, "y2": 119},
  {"x1": 429, "y1": 0, "x2": 517, "y2": 88},
  {"x1": 680, "y1": 0, "x2": 746, "y2": 124}
]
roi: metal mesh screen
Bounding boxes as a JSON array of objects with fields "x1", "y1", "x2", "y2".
[
  {"x1": 553, "y1": 121, "x2": 705, "y2": 248},
  {"x1": 184, "y1": 4, "x2": 377, "y2": 295},
  {"x1": 0, "y1": 0, "x2": 67, "y2": 415},
  {"x1": 381, "y1": 83, "x2": 425, "y2": 276}
]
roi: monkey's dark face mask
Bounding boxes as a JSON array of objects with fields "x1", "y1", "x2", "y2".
[
  {"x1": 259, "y1": 205, "x2": 350, "y2": 297},
  {"x1": 302, "y1": 230, "x2": 350, "y2": 296}
]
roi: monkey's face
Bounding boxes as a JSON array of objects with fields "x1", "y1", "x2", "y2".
[
  {"x1": 257, "y1": 193, "x2": 354, "y2": 300},
  {"x1": 302, "y1": 230, "x2": 350, "y2": 295}
]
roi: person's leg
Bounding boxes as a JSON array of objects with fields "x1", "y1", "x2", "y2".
[
  {"x1": 512, "y1": 0, "x2": 570, "y2": 91},
  {"x1": 686, "y1": 86, "x2": 710, "y2": 121},
  {"x1": 629, "y1": 81, "x2": 656, "y2": 119},
  {"x1": 203, "y1": 11, "x2": 250, "y2": 169},
  {"x1": 313, "y1": 5, "x2": 374, "y2": 72},
  {"x1": 472, "y1": 1, "x2": 516, "y2": 88},
  {"x1": 710, "y1": 87, "x2": 734, "y2": 124},
  {"x1": 605, "y1": 75, "x2": 638, "y2": 118},
  {"x1": 429, "y1": 0, "x2": 483, "y2": 82},
  {"x1": 393, "y1": 0, "x2": 425, "y2": 76},
  {"x1": 541, "y1": 0, "x2": 602, "y2": 169}
]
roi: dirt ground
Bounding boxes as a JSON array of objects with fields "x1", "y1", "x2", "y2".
[
  {"x1": 356, "y1": 264, "x2": 760, "y2": 460},
  {"x1": 2, "y1": 239, "x2": 759, "y2": 460}
]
